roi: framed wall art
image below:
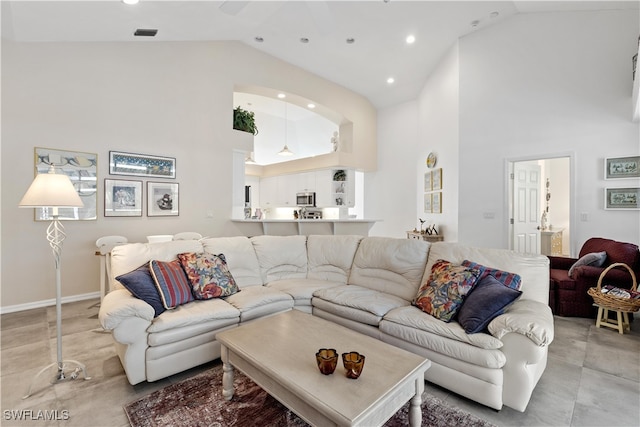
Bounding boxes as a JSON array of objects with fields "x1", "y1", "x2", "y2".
[
  {"x1": 110, "y1": 151, "x2": 176, "y2": 179},
  {"x1": 424, "y1": 193, "x2": 432, "y2": 213},
  {"x1": 424, "y1": 171, "x2": 432, "y2": 192},
  {"x1": 432, "y1": 192, "x2": 442, "y2": 213},
  {"x1": 34, "y1": 147, "x2": 97, "y2": 221},
  {"x1": 604, "y1": 187, "x2": 639, "y2": 210},
  {"x1": 605, "y1": 156, "x2": 640, "y2": 179},
  {"x1": 104, "y1": 179, "x2": 142, "y2": 217},
  {"x1": 432, "y1": 168, "x2": 443, "y2": 190},
  {"x1": 147, "y1": 182, "x2": 179, "y2": 216}
]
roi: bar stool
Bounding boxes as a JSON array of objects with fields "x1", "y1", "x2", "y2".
[{"x1": 95, "y1": 235, "x2": 128, "y2": 301}]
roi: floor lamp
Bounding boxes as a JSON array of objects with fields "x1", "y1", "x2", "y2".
[{"x1": 19, "y1": 166, "x2": 91, "y2": 398}]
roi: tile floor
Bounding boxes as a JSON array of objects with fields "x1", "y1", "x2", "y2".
[{"x1": 1, "y1": 299, "x2": 639, "y2": 427}]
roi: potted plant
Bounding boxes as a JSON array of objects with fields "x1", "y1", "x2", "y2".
[{"x1": 233, "y1": 106, "x2": 259, "y2": 135}]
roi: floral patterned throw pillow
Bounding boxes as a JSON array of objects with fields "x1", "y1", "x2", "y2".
[
  {"x1": 177, "y1": 252, "x2": 239, "y2": 300},
  {"x1": 413, "y1": 259, "x2": 480, "y2": 322}
]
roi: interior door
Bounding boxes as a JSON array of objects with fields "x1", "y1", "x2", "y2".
[{"x1": 513, "y1": 162, "x2": 541, "y2": 254}]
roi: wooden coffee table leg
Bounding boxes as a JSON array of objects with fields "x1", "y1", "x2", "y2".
[
  {"x1": 409, "y1": 376, "x2": 424, "y2": 426},
  {"x1": 221, "y1": 346, "x2": 235, "y2": 401}
]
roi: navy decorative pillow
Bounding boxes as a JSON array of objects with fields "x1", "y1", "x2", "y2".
[
  {"x1": 116, "y1": 263, "x2": 166, "y2": 317},
  {"x1": 457, "y1": 274, "x2": 522, "y2": 334}
]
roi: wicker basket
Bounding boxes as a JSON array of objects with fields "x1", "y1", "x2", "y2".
[{"x1": 588, "y1": 262, "x2": 640, "y2": 312}]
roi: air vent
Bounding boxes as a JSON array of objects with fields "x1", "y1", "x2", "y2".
[{"x1": 134, "y1": 29, "x2": 158, "y2": 37}]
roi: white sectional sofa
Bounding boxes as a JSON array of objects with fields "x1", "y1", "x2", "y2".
[{"x1": 98, "y1": 234, "x2": 553, "y2": 412}]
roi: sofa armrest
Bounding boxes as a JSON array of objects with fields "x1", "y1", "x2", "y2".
[
  {"x1": 548, "y1": 255, "x2": 576, "y2": 270},
  {"x1": 488, "y1": 299, "x2": 554, "y2": 346},
  {"x1": 575, "y1": 265, "x2": 636, "y2": 288},
  {"x1": 98, "y1": 289, "x2": 154, "y2": 331}
]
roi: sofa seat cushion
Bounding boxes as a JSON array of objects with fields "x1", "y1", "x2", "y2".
[
  {"x1": 148, "y1": 318, "x2": 238, "y2": 347},
  {"x1": 549, "y1": 269, "x2": 575, "y2": 291},
  {"x1": 312, "y1": 285, "x2": 409, "y2": 326},
  {"x1": 223, "y1": 286, "x2": 294, "y2": 321},
  {"x1": 383, "y1": 306, "x2": 503, "y2": 350},
  {"x1": 266, "y1": 278, "x2": 344, "y2": 306},
  {"x1": 148, "y1": 298, "x2": 239, "y2": 333},
  {"x1": 380, "y1": 313, "x2": 506, "y2": 369}
]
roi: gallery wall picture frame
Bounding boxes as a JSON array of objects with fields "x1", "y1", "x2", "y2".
[
  {"x1": 604, "y1": 187, "x2": 639, "y2": 210},
  {"x1": 432, "y1": 168, "x2": 443, "y2": 190},
  {"x1": 432, "y1": 192, "x2": 442, "y2": 213},
  {"x1": 34, "y1": 147, "x2": 98, "y2": 221},
  {"x1": 424, "y1": 172, "x2": 432, "y2": 192},
  {"x1": 110, "y1": 151, "x2": 176, "y2": 179},
  {"x1": 147, "y1": 182, "x2": 179, "y2": 216},
  {"x1": 104, "y1": 179, "x2": 143, "y2": 217},
  {"x1": 424, "y1": 193, "x2": 432, "y2": 213},
  {"x1": 605, "y1": 156, "x2": 640, "y2": 179}
]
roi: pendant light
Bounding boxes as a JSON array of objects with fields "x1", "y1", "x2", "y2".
[{"x1": 278, "y1": 102, "x2": 294, "y2": 156}]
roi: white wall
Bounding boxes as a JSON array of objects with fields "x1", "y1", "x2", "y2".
[
  {"x1": 458, "y1": 10, "x2": 640, "y2": 251},
  {"x1": 1, "y1": 40, "x2": 375, "y2": 308}
]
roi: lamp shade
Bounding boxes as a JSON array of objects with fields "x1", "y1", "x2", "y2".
[{"x1": 19, "y1": 170, "x2": 84, "y2": 208}]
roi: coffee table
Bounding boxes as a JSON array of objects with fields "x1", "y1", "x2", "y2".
[{"x1": 217, "y1": 310, "x2": 431, "y2": 426}]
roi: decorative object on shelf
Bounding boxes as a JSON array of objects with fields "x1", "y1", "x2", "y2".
[
  {"x1": 316, "y1": 348, "x2": 338, "y2": 375},
  {"x1": 333, "y1": 169, "x2": 346, "y2": 181},
  {"x1": 255, "y1": 208, "x2": 263, "y2": 219},
  {"x1": 110, "y1": 151, "x2": 176, "y2": 179},
  {"x1": 426, "y1": 152, "x2": 437, "y2": 168},
  {"x1": 19, "y1": 166, "x2": 91, "y2": 398},
  {"x1": 147, "y1": 182, "x2": 179, "y2": 216},
  {"x1": 432, "y1": 192, "x2": 442, "y2": 213},
  {"x1": 424, "y1": 171, "x2": 432, "y2": 191},
  {"x1": 541, "y1": 178, "x2": 551, "y2": 230},
  {"x1": 233, "y1": 106, "x2": 259, "y2": 135},
  {"x1": 605, "y1": 156, "x2": 640, "y2": 179},
  {"x1": 35, "y1": 147, "x2": 97, "y2": 221},
  {"x1": 426, "y1": 224, "x2": 438, "y2": 235},
  {"x1": 341, "y1": 351, "x2": 365, "y2": 379},
  {"x1": 604, "y1": 187, "x2": 640, "y2": 210},
  {"x1": 104, "y1": 179, "x2": 143, "y2": 217},
  {"x1": 331, "y1": 131, "x2": 339, "y2": 152},
  {"x1": 419, "y1": 218, "x2": 426, "y2": 233},
  {"x1": 432, "y1": 168, "x2": 442, "y2": 190}
]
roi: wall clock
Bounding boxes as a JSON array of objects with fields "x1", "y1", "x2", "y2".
[{"x1": 426, "y1": 152, "x2": 437, "y2": 168}]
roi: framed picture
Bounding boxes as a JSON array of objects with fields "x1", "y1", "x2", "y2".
[
  {"x1": 432, "y1": 192, "x2": 442, "y2": 213},
  {"x1": 104, "y1": 179, "x2": 142, "y2": 217},
  {"x1": 424, "y1": 193, "x2": 432, "y2": 213},
  {"x1": 147, "y1": 182, "x2": 179, "y2": 216},
  {"x1": 34, "y1": 147, "x2": 97, "y2": 221},
  {"x1": 605, "y1": 156, "x2": 640, "y2": 179},
  {"x1": 424, "y1": 172, "x2": 432, "y2": 192},
  {"x1": 432, "y1": 168, "x2": 443, "y2": 190},
  {"x1": 604, "y1": 187, "x2": 640, "y2": 210},
  {"x1": 110, "y1": 151, "x2": 176, "y2": 179}
]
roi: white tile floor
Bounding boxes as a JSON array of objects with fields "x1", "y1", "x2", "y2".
[{"x1": 1, "y1": 299, "x2": 639, "y2": 427}]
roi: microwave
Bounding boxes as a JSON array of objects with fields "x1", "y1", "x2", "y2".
[{"x1": 296, "y1": 192, "x2": 316, "y2": 207}]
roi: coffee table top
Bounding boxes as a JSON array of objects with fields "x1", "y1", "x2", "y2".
[{"x1": 217, "y1": 310, "x2": 430, "y2": 425}]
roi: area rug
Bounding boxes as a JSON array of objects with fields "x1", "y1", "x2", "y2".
[{"x1": 124, "y1": 364, "x2": 496, "y2": 427}]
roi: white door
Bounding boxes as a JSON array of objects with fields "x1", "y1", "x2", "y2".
[{"x1": 513, "y1": 162, "x2": 541, "y2": 254}]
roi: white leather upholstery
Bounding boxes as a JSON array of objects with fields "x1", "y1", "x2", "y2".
[
  {"x1": 201, "y1": 236, "x2": 263, "y2": 288},
  {"x1": 306, "y1": 234, "x2": 362, "y2": 282},
  {"x1": 251, "y1": 235, "x2": 308, "y2": 282}
]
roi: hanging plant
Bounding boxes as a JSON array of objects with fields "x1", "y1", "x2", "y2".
[{"x1": 233, "y1": 106, "x2": 259, "y2": 135}]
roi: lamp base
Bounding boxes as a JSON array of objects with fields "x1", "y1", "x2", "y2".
[{"x1": 23, "y1": 360, "x2": 91, "y2": 399}]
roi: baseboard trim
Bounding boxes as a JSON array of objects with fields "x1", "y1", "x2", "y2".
[{"x1": 0, "y1": 292, "x2": 101, "y2": 314}]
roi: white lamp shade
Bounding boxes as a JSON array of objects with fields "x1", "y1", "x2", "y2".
[{"x1": 19, "y1": 172, "x2": 84, "y2": 208}]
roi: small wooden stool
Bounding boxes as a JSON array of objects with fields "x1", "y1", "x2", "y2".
[{"x1": 594, "y1": 304, "x2": 632, "y2": 334}]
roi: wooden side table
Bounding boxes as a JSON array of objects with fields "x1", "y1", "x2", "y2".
[
  {"x1": 406, "y1": 231, "x2": 444, "y2": 243},
  {"x1": 594, "y1": 304, "x2": 632, "y2": 334}
]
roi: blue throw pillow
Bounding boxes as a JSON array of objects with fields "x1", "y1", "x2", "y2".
[
  {"x1": 116, "y1": 263, "x2": 166, "y2": 317},
  {"x1": 457, "y1": 274, "x2": 522, "y2": 334}
]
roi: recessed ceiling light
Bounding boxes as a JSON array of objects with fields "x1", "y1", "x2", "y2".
[
  {"x1": 300, "y1": 38, "x2": 309, "y2": 44},
  {"x1": 307, "y1": 103, "x2": 316, "y2": 109},
  {"x1": 122, "y1": 0, "x2": 139, "y2": 4},
  {"x1": 471, "y1": 20, "x2": 480, "y2": 27},
  {"x1": 254, "y1": 36, "x2": 264, "y2": 43},
  {"x1": 346, "y1": 38, "x2": 355, "y2": 44},
  {"x1": 490, "y1": 11, "x2": 500, "y2": 18},
  {"x1": 387, "y1": 77, "x2": 395, "y2": 84},
  {"x1": 406, "y1": 35, "x2": 416, "y2": 44},
  {"x1": 277, "y1": 93, "x2": 286, "y2": 99}
]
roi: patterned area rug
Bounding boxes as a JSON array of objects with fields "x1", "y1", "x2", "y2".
[{"x1": 124, "y1": 364, "x2": 496, "y2": 427}]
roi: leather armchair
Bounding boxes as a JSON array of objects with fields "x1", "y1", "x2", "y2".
[{"x1": 548, "y1": 237, "x2": 640, "y2": 317}]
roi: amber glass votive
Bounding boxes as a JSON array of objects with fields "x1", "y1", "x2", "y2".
[
  {"x1": 342, "y1": 351, "x2": 365, "y2": 379},
  {"x1": 316, "y1": 348, "x2": 338, "y2": 375}
]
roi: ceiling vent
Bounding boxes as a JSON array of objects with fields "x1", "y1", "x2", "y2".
[{"x1": 134, "y1": 29, "x2": 158, "y2": 37}]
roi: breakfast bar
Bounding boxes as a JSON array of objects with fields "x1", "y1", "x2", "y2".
[{"x1": 231, "y1": 219, "x2": 379, "y2": 236}]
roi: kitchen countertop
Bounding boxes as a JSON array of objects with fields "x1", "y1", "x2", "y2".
[{"x1": 232, "y1": 218, "x2": 379, "y2": 223}]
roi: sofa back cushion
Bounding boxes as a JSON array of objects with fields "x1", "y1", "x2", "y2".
[
  {"x1": 251, "y1": 235, "x2": 308, "y2": 283},
  {"x1": 348, "y1": 237, "x2": 430, "y2": 302},
  {"x1": 580, "y1": 237, "x2": 639, "y2": 270},
  {"x1": 201, "y1": 236, "x2": 263, "y2": 288},
  {"x1": 307, "y1": 235, "x2": 363, "y2": 284},
  {"x1": 425, "y1": 242, "x2": 549, "y2": 304},
  {"x1": 110, "y1": 240, "x2": 203, "y2": 291}
]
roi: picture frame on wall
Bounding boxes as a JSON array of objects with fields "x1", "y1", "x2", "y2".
[
  {"x1": 34, "y1": 147, "x2": 97, "y2": 221},
  {"x1": 424, "y1": 172, "x2": 432, "y2": 192},
  {"x1": 604, "y1": 187, "x2": 639, "y2": 210},
  {"x1": 432, "y1": 192, "x2": 442, "y2": 213},
  {"x1": 604, "y1": 156, "x2": 640, "y2": 179},
  {"x1": 104, "y1": 179, "x2": 142, "y2": 217},
  {"x1": 147, "y1": 182, "x2": 179, "y2": 216},
  {"x1": 110, "y1": 151, "x2": 176, "y2": 179},
  {"x1": 424, "y1": 193, "x2": 432, "y2": 213},
  {"x1": 432, "y1": 168, "x2": 443, "y2": 190}
]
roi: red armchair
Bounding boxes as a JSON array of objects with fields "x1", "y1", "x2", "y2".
[{"x1": 548, "y1": 237, "x2": 640, "y2": 317}]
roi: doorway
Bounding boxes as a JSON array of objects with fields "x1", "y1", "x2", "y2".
[{"x1": 508, "y1": 155, "x2": 573, "y2": 257}]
